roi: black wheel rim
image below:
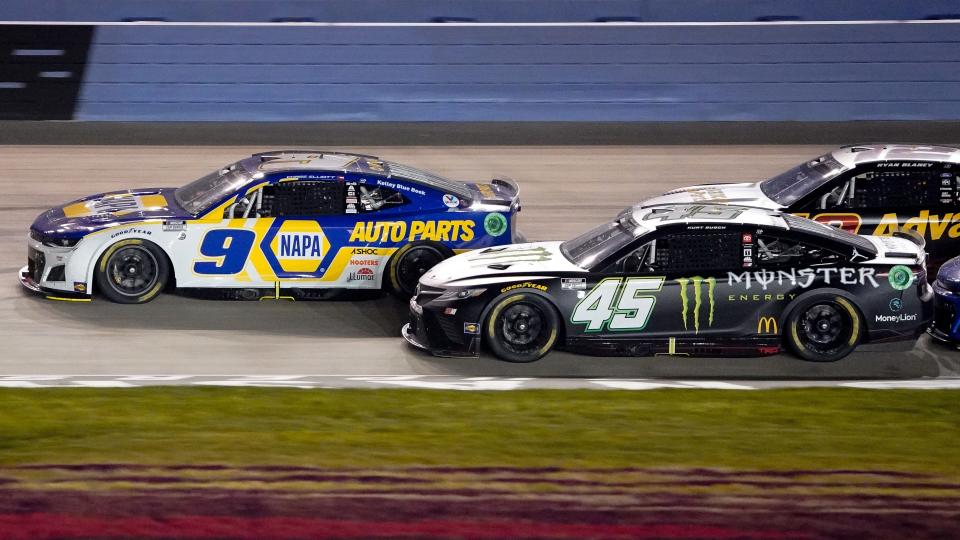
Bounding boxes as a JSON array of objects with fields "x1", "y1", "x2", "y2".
[
  {"x1": 498, "y1": 302, "x2": 550, "y2": 355},
  {"x1": 106, "y1": 246, "x2": 159, "y2": 296},
  {"x1": 797, "y1": 302, "x2": 851, "y2": 355},
  {"x1": 397, "y1": 247, "x2": 444, "y2": 292}
]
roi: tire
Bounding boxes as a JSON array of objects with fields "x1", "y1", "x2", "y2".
[
  {"x1": 484, "y1": 293, "x2": 560, "y2": 363},
  {"x1": 785, "y1": 295, "x2": 863, "y2": 362},
  {"x1": 94, "y1": 239, "x2": 170, "y2": 304},
  {"x1": 387, "y1": 243, "x2": 450, "y2": 298}
]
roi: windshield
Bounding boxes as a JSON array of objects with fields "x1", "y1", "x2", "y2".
[
  {"x1": 561, "y1": 212, "x2": 646, "y2": 269},
  {"x1": 759, "y1": 154, "x2": 848, "y2": 206},
  {"x1": 174, "y1": 163, "x2": 252, "y2": 215}
]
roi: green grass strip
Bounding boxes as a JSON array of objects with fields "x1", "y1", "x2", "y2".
[{"x1": 0, "y1": 388, "x2": 957, "y2": 473}]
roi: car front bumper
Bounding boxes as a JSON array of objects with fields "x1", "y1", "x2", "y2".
[
  {"x1": 929, "y1": 280, "x2": 960, "y2": 345},
  {"x1": 402, "y1": 296, "x2": 480, "y2": 358}
]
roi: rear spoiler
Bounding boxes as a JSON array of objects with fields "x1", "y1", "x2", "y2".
[
  {"x1": 893, "y1": 230, "x2": 925, "y2": 249},
  {"x1": 472, "y1": 176, "x2": 521, "y2": 209}
]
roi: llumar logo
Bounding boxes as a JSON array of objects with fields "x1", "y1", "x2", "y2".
[
  {"x1": 676, "y1": 277, "x2": 715, "y2": 333},
  {"x1": 757, "y1": 316, "x2": 778, "y2": 335}
]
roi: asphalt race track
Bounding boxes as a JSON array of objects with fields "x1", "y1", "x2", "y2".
[{"x1": 3, "y1": 145, "x2": 959, "y2": 380}]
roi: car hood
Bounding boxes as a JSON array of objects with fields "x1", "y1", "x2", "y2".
[
  {"x1": 642, "y1": 182, "x2": 781, "y2": 210},
  {"x1": 31, "y1": 187, "x2": 191, "y2": 238},
  {"x1": 421, "y1": 241, "x2": 586, "y2": 287}
]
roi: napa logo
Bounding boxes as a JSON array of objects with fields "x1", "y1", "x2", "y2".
[{"x1": 277, "y1": 233, "x2": 325, "y2": 260}]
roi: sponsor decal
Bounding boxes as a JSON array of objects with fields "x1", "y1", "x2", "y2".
[
  {"x1": 475, "y1": 183, "x2": 496, "y2": 198},
  {"x1": 685, "y1": 187, "x2": 728, "y2": 203},
  {"x1": 677, "y1": 277, "x2": 715, "y2": 333},
  {"x1": 442, "y1": 194, "x2": 460, "y2": 208},
  {"x1": 162, "y1": 220, "x2": 186, "y2": 232},
  {"x1": 374, "y1": 178, "x2": 425, "y2": 196},
  {"x1": 500, "y1": 282, "x2": 548, "y2": 293},
  {"x1": 352, "y1": 247, "x2": 379, "y2": 255},
  {"x1": 109, "y1": 228, "x2": 152, "y2": 239},
  {"x1": 463, "y1": 322, "x2": 480, "y2": 334},
  {"x1": 561, "y1": 277, "x2": 586, "y2": 290},
  {"x1": 728, "y1": 292, "x2": 797, "y2": 302},
  {"x1": 875, "y1": 313, "x2": 919, "y2": 323},
  {"x1": 349, "y1": 258, "x2": 380, "y2": 266},
  {"x1": 470, "y1": 246, "x2": 551, "y2": 264},
  {"x1": 643, "y1": 205, "x2": 744, "y2": 222},
  {"x1": 728, "y1": 267, "x2": 879, "y2": 290},
  {"x1": 348, "y1": 267, "x2": 375, "y2": 281},
  {"x1": 484, "y1": 213, "x2": 508, "y2": 237},
  {"x1": 741, "y1": 232, "x2": 754, "y2": 268},
  {"x1": 92, "y1": 195, "x2": 138, "y2": 214},
  {"x1": 73, "y1": 282, "x2": 86, "y2": 293},
  {"x1": 348, "y1": 220, "x2": 475, "y2": 243},
  {"x1": 889, "y1": 298, "x2": 903, "y2": 312},
  {"x1": 888, "y1": 265, "x2": 915, "y2": 291},
  {"x1": 757, "y1": 316, "x2": 779, "y2": 335},
  {"x1": 867, "y1": 211, "x2": 960, "y2": 241},
  {"x1": 277, "y1": 233, "x2": 325, "y2": 259}
]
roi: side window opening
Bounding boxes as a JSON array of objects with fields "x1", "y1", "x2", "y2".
[
  {"x1": 755, "y1": 235, "x2": 841, "y2": 267},
  {"x1": 818, "y1": 163, "x2": 942, "y2": 210},
  {"x1": 249, "y1": 181, "x2": 344, "y2": 218},
  {"x1": 357, "y1": 185, "x2": 409, "y2": 213},
  {"x1": 619, "y1": 231, "x2": 741, "y2": 274}
]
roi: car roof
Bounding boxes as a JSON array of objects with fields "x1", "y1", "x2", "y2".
[
  {"x1": 629, "y1": 203, "x2": 877, "y2": 256},
  {"x1": 245, "y1": 150, "x2": 474, "y2": 200},
  {"x1": 830, "y1": 143, "x2": 960, "y2": 169},
  {"x1": 631, "y1": 203, "x2": 788, "y2": 230}
]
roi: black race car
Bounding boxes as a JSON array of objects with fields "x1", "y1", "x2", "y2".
[
  {"x1": 403, "y1": 204, "x2": 932, "y2": 363},
  {"x1": 641, "y1": 144, "x2": 960, "y2": 273}
]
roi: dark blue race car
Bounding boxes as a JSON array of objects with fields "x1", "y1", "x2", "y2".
[{"x1": 930, "y1": 255, "x2": 960, "y2": 346}]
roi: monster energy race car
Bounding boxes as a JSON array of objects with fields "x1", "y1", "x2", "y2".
[{"x1": 403, "y1": 204, "x2": 932, "y2": 363}]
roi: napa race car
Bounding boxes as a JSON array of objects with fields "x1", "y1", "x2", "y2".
[
  {"x1": 641, "y1": 143, "x2": 960, "y2": 273},
  {"x1": 403, "y1": 203, "x2": 932, "y2": 363},
  {"x1": 20, "y1": 151, "x2": 521, "y2": 303},
  {"x1": 929, "y1": 255, "x2": 960, "y2": 346}
]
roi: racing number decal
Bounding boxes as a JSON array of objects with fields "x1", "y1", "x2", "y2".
[
  {"x1": 193, "y1": 229, "x2": 256, "y2": 274},
  {"x1": 571, "y1": 277, "x2": 664, "y2": 332}
]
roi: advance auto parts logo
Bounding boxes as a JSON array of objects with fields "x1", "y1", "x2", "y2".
[{"x1": 677, "y1": 277, "x2": 716, "y2": 334}]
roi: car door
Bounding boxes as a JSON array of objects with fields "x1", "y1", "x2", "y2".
[{"x1": 567, "y1": 226, "x2": 752, "y2": 340}]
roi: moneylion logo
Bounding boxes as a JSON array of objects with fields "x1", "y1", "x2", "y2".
[
  {"x1": 676, "y1": 277, "x2": 715, "y2": 333},
  {"x1": 757, "y1": 316, "x2": 778, "y2": 334}
]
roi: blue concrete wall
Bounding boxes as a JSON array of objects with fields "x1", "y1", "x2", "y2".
[
  {"x1": 73, "y1": 22, "x2": 960, "y2": 122},
  {"x1": 4, "y1": 1, "x2": 960, "y2": 22}
]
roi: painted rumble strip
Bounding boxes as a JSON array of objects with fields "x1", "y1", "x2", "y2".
[{"x1": 0, "y1": 375, "x2": 958, "y2": 390}]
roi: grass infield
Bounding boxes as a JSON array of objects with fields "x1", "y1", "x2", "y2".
[{"x1": 0, "y1": 388, "x2": 957, "y2": 473}]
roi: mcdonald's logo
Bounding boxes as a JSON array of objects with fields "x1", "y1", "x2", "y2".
[{"x1": 757, "y1": 316, "x2": 779, "y2": 335}]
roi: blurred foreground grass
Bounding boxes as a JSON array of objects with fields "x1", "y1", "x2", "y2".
[{"x1": 0, "y1": 388, "x2": 956, "y2": 473}]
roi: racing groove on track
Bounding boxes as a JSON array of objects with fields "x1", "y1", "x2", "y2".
[{"x1": 2, "y1": 145, "x2": 959, "y2": 378}]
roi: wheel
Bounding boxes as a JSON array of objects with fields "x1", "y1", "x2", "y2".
[
  {"x1": 388, "y1": 243, "x2": 449, "y2": 298},
  {"x1": 484, "y1": 293, "x2": 560, "y2": 363},
  {"x1": 94, "y1": 239, "x2": 170, "y2": 304},
  {"x1": 785, "y1": 295, "x2": 862, "y2": 362}
]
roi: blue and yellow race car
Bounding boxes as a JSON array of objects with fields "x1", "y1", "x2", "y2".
[{"x1": 21, "y1": 150, "x2": 522, "y2": 303}]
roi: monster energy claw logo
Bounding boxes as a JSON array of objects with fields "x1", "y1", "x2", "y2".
[
  {"x1": 469, "y1": 246, "x2": 551, "y2": 265},
  {"x1": 677, "y1": 276, "x2": 716, "y2": 333}
]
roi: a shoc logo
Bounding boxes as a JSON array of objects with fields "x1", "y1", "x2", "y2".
[
  {"x1": 349, "y1": 267, "x2": 375, "y2": 281},
  {"x1": 278, "y1": 233, "x2": 325, "y2": 259}
]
